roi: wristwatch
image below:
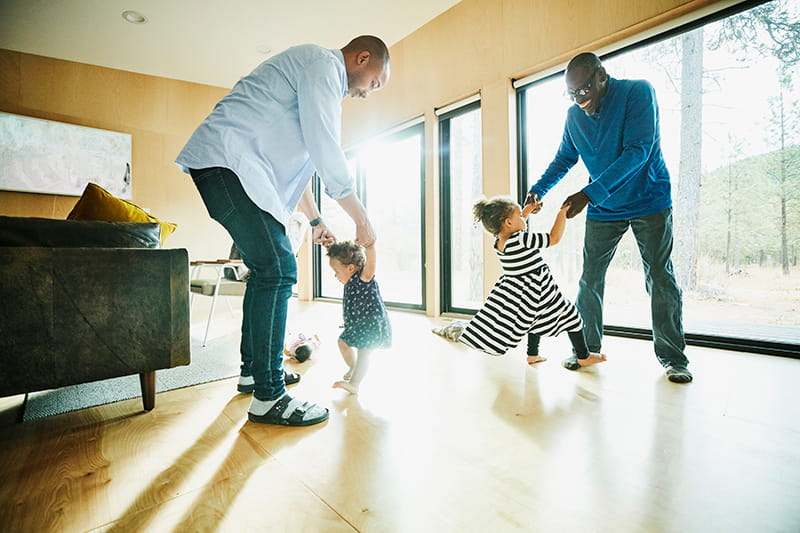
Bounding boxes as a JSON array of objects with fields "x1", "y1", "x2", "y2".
[{"x1": 309, "y1": 217, "x2": 323, "y2": 227}]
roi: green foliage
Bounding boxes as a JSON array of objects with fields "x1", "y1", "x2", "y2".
[
  {"x1": 707, "y1": 0, "x2": 800, "y2": 67},
  {"x1": 699, "y1": 145, "x2": 800, "y2": 264}
]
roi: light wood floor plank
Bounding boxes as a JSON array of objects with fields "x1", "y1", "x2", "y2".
[{"x1": 1, "y1": 299, "x2": 799, "y2": 532}]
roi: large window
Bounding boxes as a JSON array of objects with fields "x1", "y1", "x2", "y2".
[
  {"x1": 517, "y1": 0, "x2": 800, "y2": 355},
  {"x1": 439, "y1": 100, "x2": 484, "y2": 313},
  {"x1": 315, "y1": 123, "x2": 425, "y2": 309}
]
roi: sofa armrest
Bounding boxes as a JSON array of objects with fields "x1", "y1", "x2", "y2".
[{"x1": 0, "y1": 247, "x2": 190, "y2": 396}]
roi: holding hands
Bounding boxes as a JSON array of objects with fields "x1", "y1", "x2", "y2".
[
  {"x1": 524, "y1": 191, "x2": 543, "y2": 214},
  {"x1": 355, "y1": 220, "x2": 377, "y2": 249},
  {"x1": 562, "y1": 190, "x2": 589, "y2": 219},
  {"x1": 525, "y1": 189, "x2": 589, "y2": 219},
  {"x1": 311, "y1": 223, "x2": 336, "y2": 247},
  {"x1": 316, "y1": 223, "x2": 376, "y2": 254}
]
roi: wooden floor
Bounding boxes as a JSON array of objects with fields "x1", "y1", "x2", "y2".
[{"x1": 1, "y1": 298, "x2": 799, "y2": 533}]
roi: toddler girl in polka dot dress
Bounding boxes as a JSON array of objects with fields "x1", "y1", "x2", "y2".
[{"x1": 327, "y1": 241, "x2": 392, "y2": 394}]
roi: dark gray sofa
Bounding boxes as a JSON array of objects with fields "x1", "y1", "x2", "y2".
[{"x1": 0, "y1": 216, "x2": 190, "y2": 415}]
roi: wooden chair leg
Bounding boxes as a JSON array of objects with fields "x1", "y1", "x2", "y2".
[{"x1": 139, "y1": 371, "x2": 156, "y2": 411}]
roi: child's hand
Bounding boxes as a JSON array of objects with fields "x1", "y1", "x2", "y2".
[
  {"x1": 521, "y1": 202, "x2": 535, "y2": 218},
  {"x1": 524, "y1": 192, "x2": 543, "y2": 214}
]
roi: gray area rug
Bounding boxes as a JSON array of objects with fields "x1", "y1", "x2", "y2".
[{"x1": 23, "y1": 334, "x2": 241, "y2": 421}]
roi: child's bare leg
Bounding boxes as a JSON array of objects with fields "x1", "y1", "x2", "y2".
[
  {"x1": 348, "y1": 348, "x2": 372, "y2": 388},
  {"x1": 338, "y1": 338, "x2": 357, "y2": 380},
  {"x1": 334, "y1": 348, "x2": 372, "y2": 394},
  {"x1": 578, "y1": 353, "x2": 607, "y2": 366}
]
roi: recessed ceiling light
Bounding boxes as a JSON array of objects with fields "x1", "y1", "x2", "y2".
[{"x1": 122, "y1": 10, "x2": 147, "y2": 24}]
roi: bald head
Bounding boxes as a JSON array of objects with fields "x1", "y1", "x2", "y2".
[
  {"x1": 566, "y1": 52, "x2": 602, "y2": 74},
  {"x1": 341, "y1": 35, "x2": 391, "y2": 99},
  {"x1": 342, "y1": 35, "x2": 390, "y2": 66}
]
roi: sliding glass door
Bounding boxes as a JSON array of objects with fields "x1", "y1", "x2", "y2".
[
  {"x1": 315, "y1": 123, "x2": 426, "y2": 309},
  {"x1": 439, "y1": 101, "x2": 484, "y2": 314}
]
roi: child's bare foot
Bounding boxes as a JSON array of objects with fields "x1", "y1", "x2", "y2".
[
  {"x1": 333, "y1": 380, "x2": 359, "y2": 394},
  {"x1": 578, "y1": 353, "x2": 607, "y2": 367},
  {"x1": 526, "y1": 355, "x2": 547, "y2": 364}
]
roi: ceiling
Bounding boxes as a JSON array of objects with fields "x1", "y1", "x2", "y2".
[{"x1": 0, "y1": 0, "x2": 462, "y2": 88}]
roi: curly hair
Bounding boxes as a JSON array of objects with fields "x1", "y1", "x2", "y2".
[
  {"x1": 472, "y1": 196, "x2": 517, "y2": 235},
  {"x1": 326, "y1": 240, "x2": 366, "y2": 268}
]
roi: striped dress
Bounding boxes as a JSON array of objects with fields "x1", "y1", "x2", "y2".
[{"x1": 458, "y1": 229, "x2": 583, "y2": 356}]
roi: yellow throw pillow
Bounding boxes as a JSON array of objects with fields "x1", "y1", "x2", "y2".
[{"x1": 67, "y1": 182, "x2": 177, "y2": 245}]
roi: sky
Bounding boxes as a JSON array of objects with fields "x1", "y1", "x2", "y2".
[{"x1": 524, "y1": 4, "x2": 800, "y2": 179}]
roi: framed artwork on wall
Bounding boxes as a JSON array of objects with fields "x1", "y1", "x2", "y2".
[{"x1": 0, "y1": 112, "x2": 132, "y2": 198}]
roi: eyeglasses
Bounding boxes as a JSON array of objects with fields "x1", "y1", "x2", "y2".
[{"x1": 564, "y1": 68, "x2": 599, "y2": 101}]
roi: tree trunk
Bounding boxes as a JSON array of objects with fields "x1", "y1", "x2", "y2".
[
  {"x1": 778, "y1": 88, "x2": 790, "y2": 275},
  {"x1": 725, "y1": 163, "x2": 733, "y2": 275},
  {"x1": 675, "y1": 28, "x2": 704, "y2": 290}
]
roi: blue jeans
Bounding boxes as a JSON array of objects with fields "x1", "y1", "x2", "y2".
[
  {"x1": 190, "y1": 167, "x2": 297, "y2": 400},
  {"x1": 576, "y1": 208, "x2": 688, "y2": 368}
]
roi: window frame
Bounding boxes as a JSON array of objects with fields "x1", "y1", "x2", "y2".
[
  {"x1": 439, "y1": 99, "x2": 483, "y2": 315},
  {"x1": 312, "y1": 122, "x2": 427, "y2": 311}
]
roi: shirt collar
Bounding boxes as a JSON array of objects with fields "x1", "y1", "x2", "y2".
[{"x1": 331, "y1": 48, "x2": 348, "y2": 98}]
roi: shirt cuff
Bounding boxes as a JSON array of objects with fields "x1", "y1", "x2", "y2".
[{"x1": 582, "y1": 181, "x2": 609, "y2": 206}]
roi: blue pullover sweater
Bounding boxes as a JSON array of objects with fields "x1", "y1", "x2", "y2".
[{"x1": 529, "y1": 77, "x2": 672, "y2": 221}]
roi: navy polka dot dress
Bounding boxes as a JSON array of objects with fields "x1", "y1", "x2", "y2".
[{"x1": 339, "y1": 268, "x2": 392, "y2": 349}]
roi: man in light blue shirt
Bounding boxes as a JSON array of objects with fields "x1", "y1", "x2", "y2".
[
  {"x1": 176, "y1": 35, "x2": 390, "y2": 425},
  {"x1": 526, "y1": 52, "x2": 691, "y2": 384}
]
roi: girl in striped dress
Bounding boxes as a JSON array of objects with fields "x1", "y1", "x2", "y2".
[{"x1": 458, "y1": 196, "x2": 606, "y2": 370}]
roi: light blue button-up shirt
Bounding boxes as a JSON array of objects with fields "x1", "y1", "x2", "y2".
[{"x1": 176, "y1": 44, "x2": 354, "y2": 227}]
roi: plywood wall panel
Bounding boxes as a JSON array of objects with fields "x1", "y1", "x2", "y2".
[
  {"x1": 0, "y1": 49, "x2": 229, "y2": 261},
  {"x1": 0, "y1": 50, "x2": 21, "y2": 108},
  {"x1": 342, "y1": 0, "x2": 716, "y2": 145}
]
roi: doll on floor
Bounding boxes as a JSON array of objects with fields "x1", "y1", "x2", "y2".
[{"x1": 284, "y1": 332, "x2": 321, "y2": 363}]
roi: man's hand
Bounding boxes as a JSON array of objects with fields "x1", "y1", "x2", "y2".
[
  {"x1": 355, "y1": 220, "x2": 376, "y2": 248},
  {"x1": 335, "y1": 193, "x2": 376, "y2": 247},
  {"x1": 524, "y1": 191, "x2": 543, "y2": 214},
  {"x1": 562, "y1": 191, "x2": 590, "y2": 218},
  {"x1": 311, "y1": 224, "x2": 336, "y2": 247}
]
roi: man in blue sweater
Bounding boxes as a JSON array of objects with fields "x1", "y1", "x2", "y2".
[{"x1": 526, "y1": 52, "x2": 692, "y2": 383}]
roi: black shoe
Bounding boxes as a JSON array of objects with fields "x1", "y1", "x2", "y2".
[
  {"x1": 562, "y1": 356, "x2": 581, "y2": 371},
  {"x1": 248, "y1": 395, "x2": 328, "y2": 426},
  {"x1": 666, "y1": 366, "x2": 693, "y2": 383},
  {"x1": 283, "y1": 370, "x2": 301, "y2": 385}
]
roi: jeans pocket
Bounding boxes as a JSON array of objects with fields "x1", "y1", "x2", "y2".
[{"x1": 192, "y1": 167, "x2": 235, "y2": 223}]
